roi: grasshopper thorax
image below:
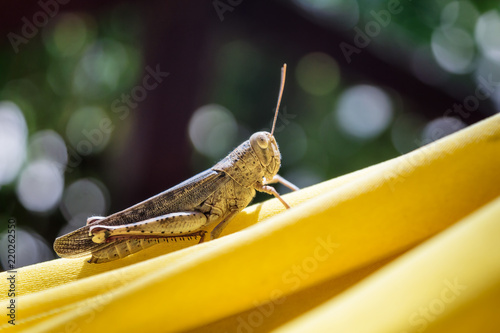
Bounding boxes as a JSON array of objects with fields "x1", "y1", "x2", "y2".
[{"x1": 212, "y1": 131, "x2": 281, "y2": 188}]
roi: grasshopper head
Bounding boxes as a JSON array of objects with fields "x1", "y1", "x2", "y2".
[{"x1": 250, "y1": 131, "x2": 281, "y2": 178}]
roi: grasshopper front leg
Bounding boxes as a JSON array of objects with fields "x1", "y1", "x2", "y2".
[
  {"x1": 264, "y1": 174, "x2": 299, "y2": 192},
  {"x1": 89, "y1": 211, "x2": 208, "y2": 244},
  {"x1": 255, "y1": 174, "x2": 299, "y2": 209}
]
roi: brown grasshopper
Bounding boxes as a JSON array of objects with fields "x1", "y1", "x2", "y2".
[{"x1": 54, "y1": 64, "x2": 298, "y2": 263}]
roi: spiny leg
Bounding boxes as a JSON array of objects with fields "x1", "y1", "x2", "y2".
[
  {"x1": 89, "y1": 211, "x2": 208, "y2": 244},
  {"x1": 87, "y1": 230, "x2": 208, "y2": 264},
  {"x1": 100, "y1": 230, "x2": 208, "y2": 243}
]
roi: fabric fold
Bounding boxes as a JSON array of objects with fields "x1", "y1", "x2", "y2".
[{"x1": 0, "y1": 113, "x2": 498, "y2": 332}]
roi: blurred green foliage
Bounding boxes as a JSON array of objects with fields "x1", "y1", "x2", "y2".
[{"x1": 0, "y1": 0, "x2": 499, "y2": 269}]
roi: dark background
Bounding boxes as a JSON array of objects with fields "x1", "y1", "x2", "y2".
[{"x1": 1, "y1": 0, "x2": 499, "y2": 269}]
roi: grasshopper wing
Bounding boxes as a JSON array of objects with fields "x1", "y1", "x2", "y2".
[{"x1": 54, "y1": 169, "x2": 230, "y2": 259}]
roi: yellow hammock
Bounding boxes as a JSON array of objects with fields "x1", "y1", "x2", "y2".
[{"x1": 1, "y1": 113, "x2": 500, "y2": 333}]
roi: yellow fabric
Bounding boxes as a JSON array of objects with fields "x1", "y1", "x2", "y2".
[{"x1": 1, "y1": 113, "x2": 499, "y2": 332}]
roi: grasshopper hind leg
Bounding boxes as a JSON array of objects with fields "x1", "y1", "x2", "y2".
[
  {"x1": 89, "y1": 211, "x2": 208, "y2": 244},
  {"x1": 87, "y1": 231, "x2": 208, "y2": 264}
]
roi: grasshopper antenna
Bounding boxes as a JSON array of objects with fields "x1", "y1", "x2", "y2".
[{"x1": 271, "y1": 63, "x2": 287, "y2": 136}]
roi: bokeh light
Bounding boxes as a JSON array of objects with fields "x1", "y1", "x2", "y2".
[
  {"x1": 296, "y1": 52, "x2": 340, "y2": 96},
  {"x1": 65, "y1": 106, "x2": 112, "y2": 155},
  {"x1": 421, "y1": 117, "x2": 467, "y2": 145},
  {"x1": 60, "y1": 178, "x2": 109, "y2": 228},
  {"x1": 475, "y1": 10, "x2": 500, "y2": 62},
  {"x1": 335, "y1": 85, "x2": 393, "y2": 140},
  {"x1": 431, "y1": 27, "x2": 475, "y2": 74},
  {"x1": 43, "y1": 13, "x2": 94, "y2": 57},
  {"x1": 292, "y1": 0, "x2": 360, "y2": 30},
  {"x1": 0, "y1": 228, "x2": 54, "y2": 268},
  {"x1": 28, "y1": 130, "x2": 68, "y2": 173},
  {"x1": 16, "y1": 159, "x2": 64, "y2": 213},
  {"x1": 440, "y1": 1, "x2": 479, "y2": 31},
  {"x1": 474, "y1": 56, "x2": 500, "y2": 113},
  {"x1": 188, "y1": 104, "x2": 238, "y2": 160},
  {"x1": 431, "y1": 2, "x2": 478, "y2": 74},
  {"x1": 1, "y1": 1, "x2": 498, "y2": 269},
  {"x1": 0, "y1": 101, "x2": 27, "y2": 186},
  {"x1": 73, "y1": 39, "x2": 134, "y2": 97}
]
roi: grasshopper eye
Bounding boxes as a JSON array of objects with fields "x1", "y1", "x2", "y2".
[
  {"x1": 250, "y1": 132, "x2": 272, "y2": 154},
  {"x1": 256, "y1": 134, "x2": 268, "y2": 149}
]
